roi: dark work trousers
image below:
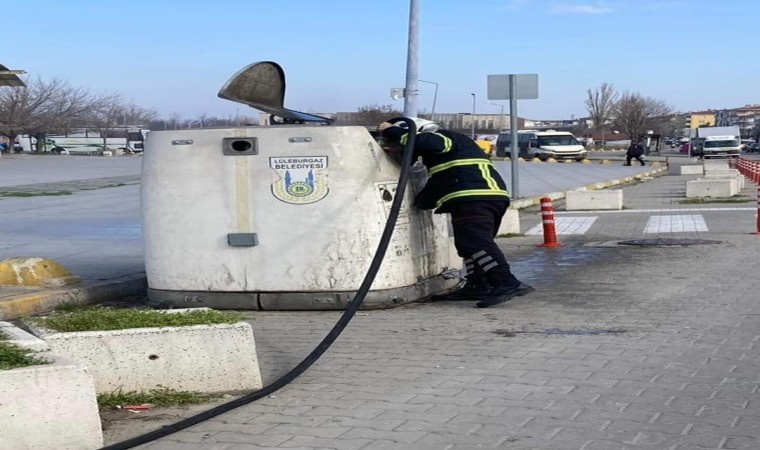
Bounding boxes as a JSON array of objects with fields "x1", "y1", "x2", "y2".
[
  {"x1": 626, "y1": 154, "x2": 645, "y2": 165},
  {"x1": 448, "y1": 201, "x2": 520, "y2": 288}
]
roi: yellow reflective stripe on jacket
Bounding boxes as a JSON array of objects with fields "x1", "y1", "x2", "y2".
[
  {"x1": 435, "y1": 189, "x2": 510, "y2": 208},
  {"x1": 428, "y1": 158, "x2": 491, "y2": 175},
  {"x1": 398, "y1": 132, "x2": 452, "y2": 152},
  {"x1": 478, "y1": 162, "x2": 500, "y2": 190},
  {"x1": 434, "y1": 133, "x2": 453, "y2": 152}
]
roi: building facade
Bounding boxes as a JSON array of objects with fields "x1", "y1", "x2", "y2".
[
  {"x1": 687, "y1": 111, "x2": 716, "y2": 128},
  {"x1": 715, "y1": 104, "x2": 760, "y2": 138}
]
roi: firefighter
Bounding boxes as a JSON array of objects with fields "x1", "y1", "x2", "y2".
[{"x1": 378, "y1": 118, "x2": 534, "y2": 308}]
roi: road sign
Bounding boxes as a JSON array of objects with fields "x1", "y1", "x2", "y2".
[
  {"x1": 487, "y1": 74, "x2": 538, "y2": 100},
  {"x1": 486, "y1": 73, "x2": 539, "y2": 199}
]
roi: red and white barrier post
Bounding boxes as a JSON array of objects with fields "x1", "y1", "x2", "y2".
[
  {"x1": 753, "y1": 186, "x2": 760, "y2": 235},
  {"x1": 538, "y1": 196, "x2": 564, "y2": 247}
]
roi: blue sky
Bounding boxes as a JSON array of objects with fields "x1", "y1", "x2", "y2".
[{"x1": 4, "y1": 0, "x2": 758, "y2": 121}]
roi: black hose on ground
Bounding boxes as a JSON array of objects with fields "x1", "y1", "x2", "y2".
[{"x1": 99, "y1": 119, "x2": 418, "y2": 450}]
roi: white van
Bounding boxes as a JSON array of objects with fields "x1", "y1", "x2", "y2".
[
  {"x1": 696, "y1": 135, "x2": 741, "y2": 159},
  {"x1": 495, "y1": 130, "x2": 587, "y2": 161}
]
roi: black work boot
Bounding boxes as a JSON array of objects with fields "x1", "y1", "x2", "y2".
[
  {"x1": 475, "y1": 283, "x2": 535, "y2": 308},
  {"x1": 428, "y1": 279, "x2": 491, "y2": 301}
]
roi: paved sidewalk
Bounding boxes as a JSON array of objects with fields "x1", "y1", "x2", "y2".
[
  {"x1": 106, "y1": 161, "x2": 759, "y2": 449},
  {"x1": 5, "y1": 154, "x2": 760, "y2": 449}
]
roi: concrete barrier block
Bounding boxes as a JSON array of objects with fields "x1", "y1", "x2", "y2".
[
  {"x1": 0, "y1": 354, "x2": 103, "y2": 450},
  {"x1": 671, "y1": 165, "x2": 704, "y2": 175},
  {"x1": 703, "y1": 172, "x2": 745, "y2": 189},
  {"x1": 28, "y1": 312, "x2": 263, "y2": 393},
  {"x1": 1, "y1": 321, "x2": 49, "y2": 351},
  {"x1": 0, "y1": 257, "x2": 81, "y2": 287},
  {"x1": 686, "y1": 179, "x2": 739, "y2": 198},
  {"x1": 565, "y1": 190, "x2": 623, "y2": 210},
  {"x1": 703, "y1": 161, "x2": 730, "y2": 172},
  {"x1": 497, "y1": 208, "x2": 520, "y2": 235}
]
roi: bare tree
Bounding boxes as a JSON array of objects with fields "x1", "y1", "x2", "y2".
[
  {"x1": 119, "y1": 103, "x2": 157, "y2": 128},
  {"x1": 650, "y1": 113, "x2": 687, "y2": 138},
  {"x1": 0, "y1": 77, "x2": 56, "y2": 152},
  {"x1": 165, "y1": 113, "x2": 182, "y2": 130},
  {"x1": 585, "y1": 83, "x2": 618, "y2": 144},
  {"x1": 0, "y1": 77, "x2": 122, "y2": 152},
  {"x1": 612, "y1": 92, "x2": 672, "y2": 144}
]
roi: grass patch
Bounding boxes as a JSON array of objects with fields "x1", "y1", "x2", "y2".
[
  {"x1": 0, "y1": 191, "x2": 72, "y2": 197},
  {"x1": 80, "y1": 183, "x2": 130, "y2": 191},
  {"x1": 497, "y1": 233, "x2": 525, "y2": 238},
  {"x1": 679, "y1": 196, "x2": 751, "y2": 204},
  {"x1": 97, "y1": 386, "x2": 221, "y2": 409},
  {"x1": 0, "y1": 342, "x2": 50, "y2": 370},
  {"x1": 29, "y1": 306, "x2": 246, "y2": 333}
]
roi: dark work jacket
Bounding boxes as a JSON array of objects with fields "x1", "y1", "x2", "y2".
[
  {"x1": 627, "y1": 144, "x2": 644, "y2": 157},
  {"x1": 382, "y1": 127, "x2": 510, "y2": 213}
]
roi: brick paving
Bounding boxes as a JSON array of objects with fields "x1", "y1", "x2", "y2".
[{"x1": 128, "y1": 163, "x2": 760, "y2": 449}]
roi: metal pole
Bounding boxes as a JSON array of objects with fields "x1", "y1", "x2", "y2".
[
  {"x1": 419, "y1": 80, "x2": 438, "y2": 119},
  {"x1": 431, "y1": 83, "x2": 438, "y2": 119},
  {"x1": 471, "y1": 93, "x2": 476, "y2": 139},
  {"x1": 509, "y1": 75, "x2": 520, "y2": 198},
  {"x1": 403, "y1": 0, "x2": 419, "y2": 118}
]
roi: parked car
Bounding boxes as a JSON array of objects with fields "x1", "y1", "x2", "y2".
[{"x1": 748, "y1": 143, "x2": 760, "y2": 153}]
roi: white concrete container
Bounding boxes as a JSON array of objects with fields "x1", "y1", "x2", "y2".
[
  {"x1": 497, "y1": 209, "x2": 520, "y2": 235},
  {"x1": 565, "y1": 190, "x2": 623, "y2": 210},
  {"x1": 142, "y1": 126, "x2": 459, "y2": 310},
  {"x1": 686, "y1": 179, "x2": 740, "y2": 198},
  {"x1": 28, "y1": 312, "x2": 262, "y2": 394},
  {"x1": 0, "y1": 354, "x2": 103, "y2": 450}
]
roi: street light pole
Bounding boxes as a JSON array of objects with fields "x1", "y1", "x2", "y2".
[
  {"x1": 471, "y1": 93, "x2": 476, "y2": 139},
  {"x1": 403, "y1": 0, "x2": 420, "y2": 117},
  {"x1": 418, "y1": 79, "x2": 438, "y2": 120}
]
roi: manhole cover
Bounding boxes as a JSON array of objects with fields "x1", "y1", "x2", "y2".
[
  {"x1": 618, "y1": 238, "x2": 722, "y2": 246},
  {"x1": 493, "y1": 329, "x2": 626, "y2": 337}
]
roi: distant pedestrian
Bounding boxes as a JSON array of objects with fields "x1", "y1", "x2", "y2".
[{"x1": 625, "y1": 141, "x2": 646, "y2": 166}]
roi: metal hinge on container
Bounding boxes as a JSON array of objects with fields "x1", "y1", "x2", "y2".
[{"x1": 227, "y1": 233, "x2": 258, "y2": 247}]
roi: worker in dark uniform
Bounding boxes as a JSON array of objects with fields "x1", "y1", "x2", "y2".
[
  {"x1": 624, "y1": 141, "x2": 646, "y2": 166},
  {"x1": 378, "y1": 118, "x2": 534, "y2": 308}
]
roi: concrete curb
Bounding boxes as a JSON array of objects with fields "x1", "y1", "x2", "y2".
[
  {"x1": 510, "y1": 165, "x2": 668, "y2": 210},
  {"x1": 0, "y1": 274, "x2": 147, "y2": 320}
]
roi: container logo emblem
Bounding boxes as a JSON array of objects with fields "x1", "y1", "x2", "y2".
[{"x1": 269, "y1": 156, "x2": 329, "y2": 204}]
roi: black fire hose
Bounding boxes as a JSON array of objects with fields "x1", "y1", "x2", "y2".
[{"x1": 99, "y1": 118, "x2": 418, "y2": 450}]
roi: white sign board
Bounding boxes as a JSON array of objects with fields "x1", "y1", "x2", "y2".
[{"x1": 487, "y1": 74, "x2": 539, "y2": 100}]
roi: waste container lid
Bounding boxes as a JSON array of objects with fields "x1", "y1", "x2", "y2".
[{"x1": 218, "y1": 61, "x2": 333, "y2": 124}]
